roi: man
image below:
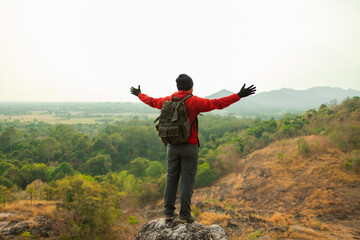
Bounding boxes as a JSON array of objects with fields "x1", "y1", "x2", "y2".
[{"x1": 130, "y1": 74, "x2": 256, "y2": 223}]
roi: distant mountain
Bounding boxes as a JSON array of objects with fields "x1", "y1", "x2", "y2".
[
  {"x1": 205, "y1": 87, "x2": 360, "y2": 116},
  {"x1": 1, "y1": 87, "x2": 358, "y2": 119},
  {"x1": 205, "y1": 89, "x2": 234, "y2": 99}
]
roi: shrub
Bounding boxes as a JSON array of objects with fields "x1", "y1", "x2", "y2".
[
  {"x1": 139, "y1": 181, "x2": 162, "y2": 205},
  {"x1": 191, "y1": 206, "x2": 201, "y2": 217},
  {"x1": 344, "y1": 150, "x2": 360, "y2": 172},
  {"x1": 195, "y1": 163, "x2": 217, "y2": 188},
  {"x1": 277, "y1": 151, "x2": 286, "y2": 161},
  {"x1": 127, "y1": 216, "x2": 139, "y2": 224},
  {"x1": 297, "y1": 138, "x2": 310, "y2": 157},
  {"x1": 20, "y1": 231, "x2": 33, "y2": 239},
  {"x1": 129, "y1": 157, "x2": 150, "y2": 178},
  {"x1": 145, "y1": 161, "x2": 163, "y2": 179},
  {"x1": 247, "y1": 230, "x2": 261, "y2": 240},
  {"x1": 329, "y1": 125, "x2": 360, "y2": 152},
  {"x1": 55, "y1": 174, "x2": 122, "y2": 238}
]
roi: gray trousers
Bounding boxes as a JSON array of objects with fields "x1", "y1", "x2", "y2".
[{"x1": 163, "y1": 143, "x2": 198, "y2": 217}]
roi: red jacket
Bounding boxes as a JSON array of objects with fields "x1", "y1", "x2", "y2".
[{"x1": 138, "y1": 90, "x2": 241, "y2": 145}]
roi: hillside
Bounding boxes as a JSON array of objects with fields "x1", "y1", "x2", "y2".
[{"x1": 141, "y1": 135, "x2": 360, "y2": 239}]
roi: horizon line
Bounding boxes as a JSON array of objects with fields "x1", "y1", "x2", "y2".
[{"x1": 0, "y1": 86, "x2": 359, "y2": 103}]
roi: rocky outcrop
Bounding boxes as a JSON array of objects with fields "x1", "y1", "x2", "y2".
[
  {"x1": 0, "y1": 215, "x2": 54, "y2": 239},
  {"x1": 135, "y1": 218, "x2": 229, "y2": 240}
]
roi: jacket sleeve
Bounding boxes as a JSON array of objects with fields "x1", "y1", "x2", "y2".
[
  {"x1": 138, "y1": 93, "x2": 170, "y2": 110},
  {"x1": 193, "y1": 94, "x2": 241, "y2": 113}
]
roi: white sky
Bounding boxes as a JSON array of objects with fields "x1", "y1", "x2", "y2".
[{"x1": 0, "y1": 0, "x2": 359, "y2": 102}]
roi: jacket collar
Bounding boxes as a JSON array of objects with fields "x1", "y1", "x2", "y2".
[{"x1": 170, "y1": 90, "x2": 193, "y2": 99}]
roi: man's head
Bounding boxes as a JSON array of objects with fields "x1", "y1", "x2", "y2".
[{"x1": 176, "y1": 74, "x2": 193, "y2": 91}]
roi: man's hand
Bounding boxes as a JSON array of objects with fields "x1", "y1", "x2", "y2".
[
  {"x1": 130, "y1": 85, "x2": 141, "y2": 97},
  {"x1": 238, "y1": 84, "x2": 256, "y2": 98}
]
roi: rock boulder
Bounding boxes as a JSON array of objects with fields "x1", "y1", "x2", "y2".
[
  {"x1": 0, "y1": 215, "x2": 54, "y2": 239},
  {"x1": 135, "y1": 218, "x2": 229, "y2": 240}
]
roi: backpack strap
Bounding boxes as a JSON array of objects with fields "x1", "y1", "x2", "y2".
[
  {"x1": 169, "y1": 95, "x2": 193, "y2": 122},
  {"x1": 181, "y1": 94, "x2": 192, "y2": 102},
  {"x1": 171, "y1": 94, "x2": 192, "y2": 102},
  {"x1": 177, "y1": 95, "x2": 200, "y2": 147},
  {"x1": 153, "y1": 95, "x2": 192, "y2": 124}
]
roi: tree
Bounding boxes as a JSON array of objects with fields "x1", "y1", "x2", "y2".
[
  {"x1": 31, "y1": 164, "x2": 47, "y2": 182},
  {"x1": 0, "y1": 177, "x2": 12, "y2": 188},
  {"x1": 85, "y1": 154, "x2": 112, "y2": 176},
  {"x1": 25, "y1": 184, "x2": 35, "y2": 204},
  {"x1": 71, "y1": 134, "x2": 91, "y2": 167},
  {"x1": 146, "y1": 161, "x2": 163, "y2": 179},
  {"x1": 42, "y1": 182, "x2": 56, "y2": 201},
  {"x1": 247, "y1": 126, "x2": 265, "y2": 139},
  {"x1": 8, "y1": 184, "x2": 19, "y2": 202},
  {"x1": 49, "y1": 162, "x2": 75, "y2": 181},
  {"x1": 0, "y1": 127, "x2": 22, "y2": 153},
  {"x1": 0, "y1": 185, "x2": 10, "y2": 207},
  {"x1": 121, "y1": 126, "x2": 153, "y2": 160},
  {"x1": 195, "y1": 162, "x2": 217, "y2": 188},
  {"x1": 0, "y1": 161, "x2": 14, "y2": 175},
  {"x1": 55, "y1": 174, "x2": 122, "y2": 238},
  {"x1": 48, "y1": 124, "x2": 77, "y2": 146},
  {"x1": 20, "y1": 163, "x2": 47, "y2": 187},
  {"x1": 26, "y1": 179, "x2": 46, "y2": 202},
  {"x1": 108, "y1": 133, "x2": 126, "y2": 169},
  {"x1": 91, "y1": 133, "x2": 111, "y2": 152},
  {"x1": 103, "y1": 171, "x2": 142, "y2": 201},
  {"x1": 129, "y1": 157, "x2": 150, "y2": 178},
  {"x1": 36, "y1": 137, "x2": 61, "y2": 163},
  {"x1": 0, "y1": 127, "x2": 15, "y2": 152},
  {"x1": 19, "y1": 164, "x2": 33, "y2": 188}
]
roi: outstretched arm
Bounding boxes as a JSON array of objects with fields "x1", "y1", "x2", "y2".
[
  {"x1": 195, "y1": 83, "x2": 256, "y2": 113},
  {"x1": 130, "y1": 85, "x2": 169, "y2": 109}
]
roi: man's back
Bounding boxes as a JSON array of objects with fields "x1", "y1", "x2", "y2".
[{"x1": 138, "y1": 90, "x2": 241, "y2": 145}]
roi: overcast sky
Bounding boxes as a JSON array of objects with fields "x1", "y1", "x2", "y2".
[{"x1": 0, "y1": 0, "x2": 359, "y2": 102}]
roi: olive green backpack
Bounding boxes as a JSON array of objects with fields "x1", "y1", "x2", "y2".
[{"x1": 154, "y1": 95, "x2": 192, "y2": 145}]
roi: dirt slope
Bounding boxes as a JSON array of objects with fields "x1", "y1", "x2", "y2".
[{"x1": 142, "y1": 135, "x2": 360, "y2": 239}]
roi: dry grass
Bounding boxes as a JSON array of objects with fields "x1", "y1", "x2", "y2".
[
  {"x1": 1, "y1": 200, "x2": 57, "y2": 219},
  {"x1": 331, "y1": 168, "x2": 359, "y2": 183},
  {"x1": 197, "y1": 211, "x2": 231, "y2": 226},
  {"x1": 267, "y1": 212, "x2": 293, "y2": 226},
  {"x1": 288, "y1": 231, "x2": 321, "y2": 240},
  {"x1": 300, "y1": 217, "x2": 329, "y2": 231},
  {"x1": 7, "y1": 214, "x2": 29, "y2": 222}
]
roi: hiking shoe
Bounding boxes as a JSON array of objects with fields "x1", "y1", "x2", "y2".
[
  {"x1": 178, "y1": 215, "x2": 195, "y2": 223},
  {"x1": 165, "y1": 212, "x2": 178, "y2": 221}
]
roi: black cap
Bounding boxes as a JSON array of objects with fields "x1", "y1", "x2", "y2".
[{"x1": 176, "y1": 74, "x2": 193, "y2": 90}]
